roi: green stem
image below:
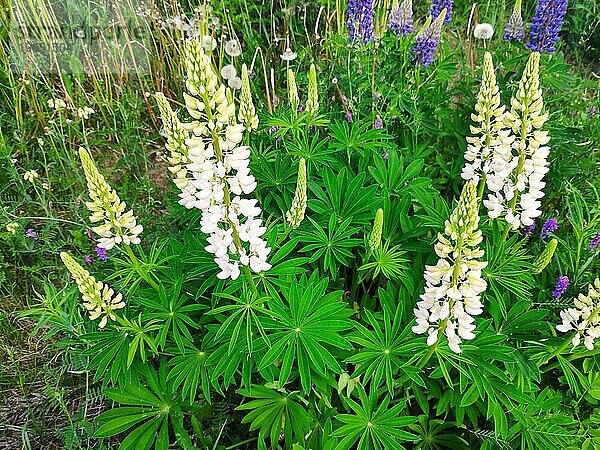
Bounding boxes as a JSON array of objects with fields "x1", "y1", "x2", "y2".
[{"x1": 538, "y1": 336, "x2": 573, "y2": 368}]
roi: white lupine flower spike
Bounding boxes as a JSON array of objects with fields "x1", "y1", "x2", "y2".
[
  {"x1": 412, "y1": 180, "x2": 488, "y2": 353},
  {"x1": 557, "y1": 278, "x2": 600, "y2": 351},
  {"x1": 461, "y1": 52, "x2": 513, "y2": 197},
  {"x1": 483, "y1": 52, "x2": 549, "y2": 233},
  {"x1": 60, "y1": 252, "x2": 125, "y2": 328},
  {"x1": 157, "y1": 37, "x2": 270, "y2": 281},
  {"x1": 79, "y1": 148, "x2": 143, "y2": 250}
]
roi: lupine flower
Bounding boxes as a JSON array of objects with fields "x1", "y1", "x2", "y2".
[
  {"x1": 347, "y1": 0, "x2": 375, "y2": 43},
  {"x1": 430, "y1": 0, "x2": 452, "y2": 24},
  {"x1": 287, "y1": 68, "x2": 300, "y2": 113},
  {"x1": 533, "y1": 238, "x2": 557, "y2": 273},
  {"x1": 286, "y1": 158, "x2": 307, "y2": 229},
  {"x1": 79, "y1": 148, "x2": 143, "y2": 250},
  {"x1": 305, "y1": 64, "x2": 319, "y2": 116},
  {"x1": 84, "y1": 255, "x2": 94, "y2": 265},
  {"x1": 368, "y1": 209, "x2": 384, "y2": 252},
  {"x1": 474, "y1": 23, "x2": 494, "y2": 40},
  {"x1": 411, "y1": 9, "x2": 447, "y2": 68},
  {"x1": 389, "y1": 0, "x2": 413, "y2": 37},
  {"x1": 483, "y1": 52, "x2": 549, "y2": 230},
  {"x1": 346, "y1": 111, "x2": 353, "y2": 123},
  {"x1": 557, "y1": 278, "x2": 600, "y2": 350},
  {"x1": 462, "y1": 52, "x2": 511, "y2": 186},
  {"x1": 527, "y1": 0, "x2": 568, "y2": 53},
  {"x1": 541, "y1": 217, "x2": 558, "y2": 237},
  {"x1": 155, "y1": 92, "x2": 192, "y2": 192},
  {"x1": 224, "y1": 39, "x2": 242, "y2": 57},
  {"x1": 160, "y1": 38, "x2": 270, "y2": 280},
  {"x1": 238, "y1": 64, "x2": 259, "y2": 131},
  {"x1": 374, "y1": 116, "x2": 383, "y2": 129},
  {"x1": 6, "y1": 222, "x2": 19, "y2": 234},
  {"x1": 552, "y1": 275, "x2": 570, "y2": 298},
  {"x1": 60, "y1": 251, "x2": 125, "y2": 328},
  {"x1": 95, "y1": 246, "x2": 108, "y2": 261},
  {"x1": 589, "y1": 233, "x2": 600, "y2": 251},
  {"x1": 412, "y1": 180, "x2": 488, "y2": 353},
  {"x1": 503, "y1": 0, "x2": 525, "y2": 41}
]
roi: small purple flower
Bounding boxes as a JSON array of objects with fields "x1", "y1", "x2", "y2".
[
  {"x1": 382, "y1": 152, "x2": 390, "y2": 159},
  {"x1": 526, "y1": 0, "x2": 569, "y2": 53},
  {"x1": 552, "y1": 275, "x2": 569, "y2": 299},
  {"x1": 374, "y1": 116, "x2": 383, "y2": 129},
  {"x1": 347, "y1": 0, "x2": 375, "y2": 43},
  {"x1": 588, "y1": 106, "x2": 597, "y2": 117},
  {"x1": 411, "y1": 9, "x2": 446, "y2": 67},
  {"x1": 503, "y1": 0, "x2": 525, "y2": 41},
  {"x1": 298, "y1": 104, "x2": 304, "y2": 113},
  {"x1": 84, "y1": 255, "x2": 94, "y2": 265},
  {"x1": 95, "y1": 246, "x2": 108, "y2": 262},
  {"x1": 272, "y1": 95, "x2": 280, "y2": 107},
  {"x1": 522, "y1": 223, "x2": 536, "y2": 237},
  {"x1": 430, "y1": 0, "x2": 452, "y2": 24},
  {"x1": 389, "y1": 0, "x2": 413, "y2": 37},
  {"x1": 589, "y1": 232, "x2": 600, "y2": 251},
  {"x1": 346, "y1": 111, "x2": 354, "y2": 123},
  {"x1": 25, "y1": 228, "x2": 38, "y2": 240},
  {"x1": 541, "y1": 217, "x2": 559, "y2": 238}
]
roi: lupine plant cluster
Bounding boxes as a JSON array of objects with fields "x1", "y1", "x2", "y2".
[{"x1": 2, "y1": 0, "x2": 600, "y2": 448}]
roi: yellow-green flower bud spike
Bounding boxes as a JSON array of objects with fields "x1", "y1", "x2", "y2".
[
  {"x1": 287, "y1": 68, "x2": 300, "y2": 113},
  {"x1": 286, "y1": 158, "x2": 307, "y2": 228},
  {"x1": 305, "y1": 64, "x2": 319, "y2": 116},
  {"x1": 238, "y1": 64, "x2": 259, "y2": 131},
  {"x1": 533, "y1": 238, "x2": 557, "y2": 274},
  {"x1": 369, "y1": 208, "x2": 384, "y2": 252},
  {"x1": 155, "y1": 92, "x2": 191, "y2": 190},
  {"x1": 60, "y1": 252, "x2": 125, "y2": 328},
  {"x1": 79, "y1": 148, "x2": 143, "y2": 250},
  {"x1": 185, "y1": 38, "x2": 218, "y2": 98}
]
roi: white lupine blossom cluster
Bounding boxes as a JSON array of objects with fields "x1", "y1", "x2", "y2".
[
  {"x1": 60, "y1": 252, "x2": 125, "y2": 328},
  {"x1": 79, "y1": 148, "x2": 143, "y2": 250},
  {"x1": 557, "y1": 278, "x2": 600, "y2": 351},
  {"x1": 482, "y1": 52, "x2": 550, "y2": 229},
  {"x1": 412, "y1": 180, "x2": 488, "y2": 353},
  {"x1": 461, "y1": 52, "x2": 512, "y2": 186},
  {"x1": 156, "y1": 38, "x2": 270, "y2": 280}
]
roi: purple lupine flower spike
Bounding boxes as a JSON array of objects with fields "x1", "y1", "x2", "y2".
[
  {"x1": 552, "y1": 276, "x2": 569, "y2": 298},
  {"x1": 389, "y1": 0, "x2": 413, "y2": 37},
  {"x1": 430, "y1": 0, "x2": 452, "y2": 24},
  {"x1": 411, "y1": 9, "x2": 447, "y2": 68},
  {"x1": 347, "y1": 0, "x2": 375, "y2": 43},
  {"x1": 589, "y1": 232, "x2": 600, "y2": 251},
  {"x1": 84, "y1": 255, "x2": 94, "y2": 265},
  {"x1": 503, "y1": 0, "x2": 525, "y2": 40},
  {"x1": 95, "y1": 246, "x2": 108, "y2": 261},
  {"x1": 541, "y1": 217, "x2": 558, "y2": 238},
  {"x1": 526, "y1": 0, "x2": 569, "y2": 53},
  {"x1": 374, "y1": 116, "x2": 383, "y2": 129},
  {"x1": 522, "y1": 223, "x2": 535, "y2": 237}
]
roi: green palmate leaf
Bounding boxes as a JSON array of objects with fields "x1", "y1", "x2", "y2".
[
  {"x1": 237, "y1": 385, "x2": 312, "y2": 449},
  {"x1": 167, "y1": 343, "x2": 212, "y2": 403},
  {"x1": 308, "y1": 167, "x2": 379, "y2": 226},
  {"x1": 359, "y1": 241, "x2": 409, "y2": 282},
  {"x1": 328, "y1": 120, "x2": 394, "y2": 161},
  {"x1": 297, "y1": 214, "x2": 362, "y2": 279},
  {"x1": 259, "y1": 273, "x2": 354, "y2": 392},
  {"x1": 332, "y1": 385, "x2": 418, "y2": 450},
  {"x1": 95, "y1": 363, "x2": 192, "y2": 450},
  {"x1": 347, "y1": 303, "x2": 422, "y2": 395}
]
